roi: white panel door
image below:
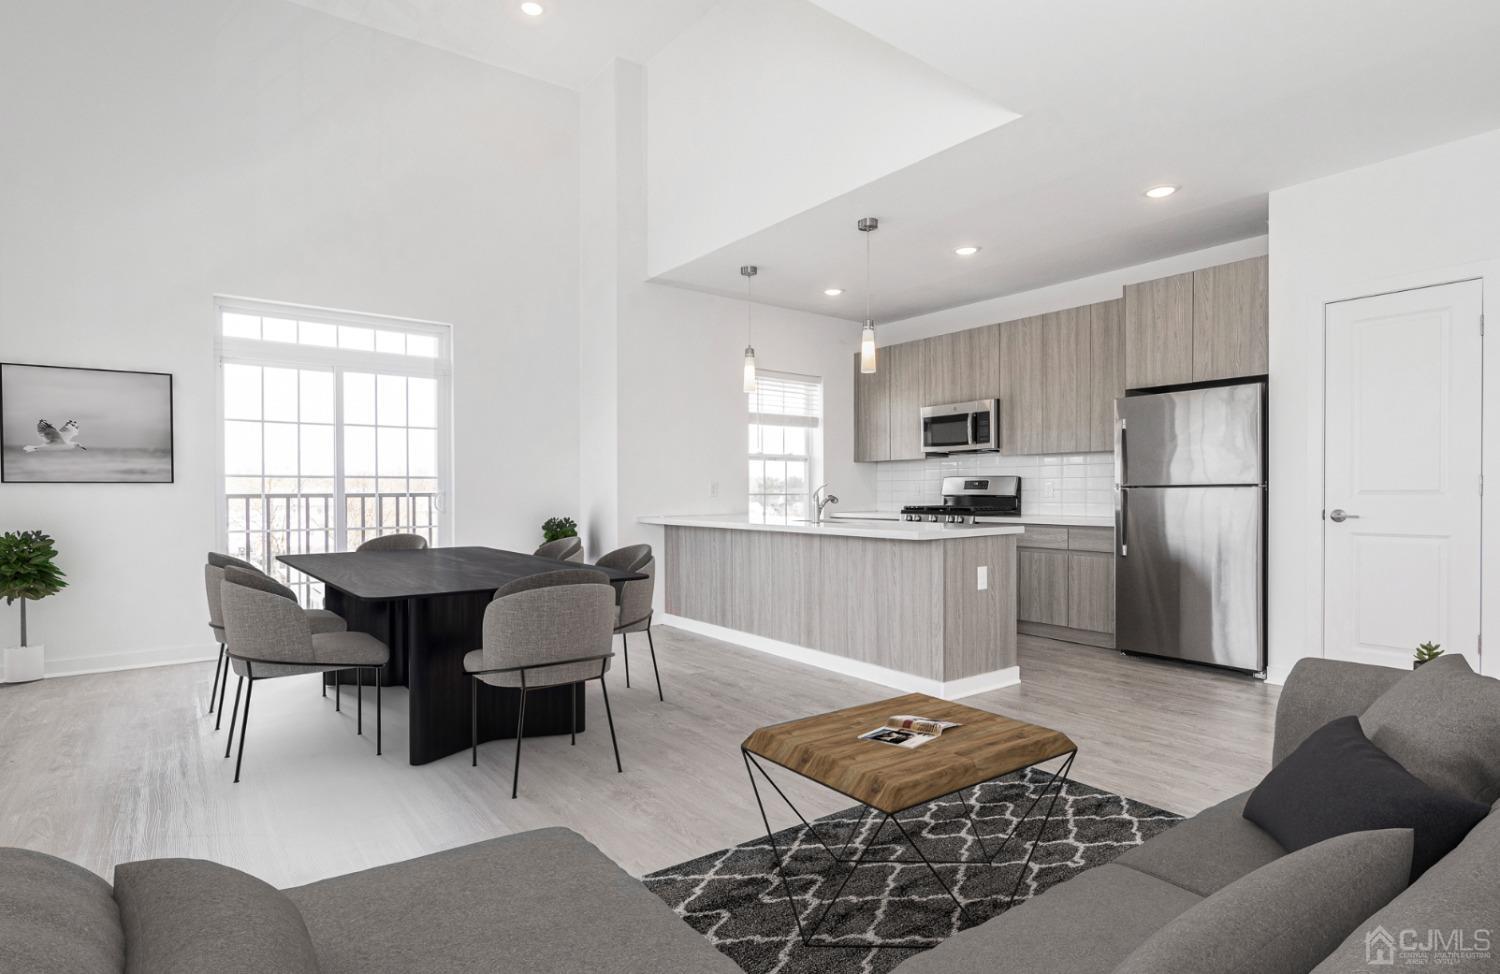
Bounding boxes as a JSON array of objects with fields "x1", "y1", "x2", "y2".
[{"x1": 1324, "y1": 280, "x2": 1483, "y2": 670}]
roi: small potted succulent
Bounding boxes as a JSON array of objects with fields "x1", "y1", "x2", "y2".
[
  {"x1": 541, "y1": 516, "x2": 578, "y2": 544},
  {"x1": 1413, "y1": 641, "x2": 1444, "y2": 669},
  {"x1": 0, "y1": 530, "x2": 67, "y2": 684}
]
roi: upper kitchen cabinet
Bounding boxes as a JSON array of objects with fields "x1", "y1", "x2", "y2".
[
  {"x1": 1124, "y1": 257, "x2": 1268, "y2": 390},
  {"x1": 852, "y1": 350, "x2": 891, "y2": 462},
  {"x1": 1124, "y1": 271, "x2": 1194, "y2": 389},
  {"x1": 922, "y1": 325, "x2": 1000, "y2": 406},
  {"x1": 886, "y1": 340, "x2": 927, "y2": 460},
  {"x1": 1192, "y1": 256, "x2": 1269, "y2": 382},
  {"x1": 1088, "y1": 299, "x2": 1125, "y2": 452},
  {"x1": 999, "y1": 308, "x2": 1090, "y2": 455}
]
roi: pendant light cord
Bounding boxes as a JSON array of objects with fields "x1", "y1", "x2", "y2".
[{"x1": 865, "y1": 230, "x2": 872, "y2": 323}]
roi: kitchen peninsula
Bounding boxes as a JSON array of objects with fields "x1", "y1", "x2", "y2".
[{"x1": 639, "y1": 514, "x2": 1025, "y2": 699}]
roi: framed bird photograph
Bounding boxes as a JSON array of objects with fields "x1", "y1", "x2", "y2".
[{"x1": 0, "y1": 363, "x2": 174, "y2": 484}]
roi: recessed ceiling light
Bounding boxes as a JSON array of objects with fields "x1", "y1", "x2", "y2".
[
  {"x1": 824, "y1": 288, "x2": 844, "y2": 297},
  {"x1": 520, "y1": 2, "x2": 544, "y2": 16},
  {"x1": 953, "y1": 246, "x2": 981, "y2": 257},
  {"x1": 1144, "y1": 185, "x2": 1178, "y2": 199}
]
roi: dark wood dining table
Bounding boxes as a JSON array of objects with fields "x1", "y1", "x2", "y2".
[{"x1": 278, "y1": 546, "x2": 645, "y2": 765}]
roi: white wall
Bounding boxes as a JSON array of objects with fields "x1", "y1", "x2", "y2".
[
  {"x1": 1268, "y1": 127, "x2": 1500, "y2": 681},
  {"x1": 581, "y1": 60, "x2": 876, "y2": 569},
  {"x1": 0, "y1": 0, "x2": 581, "y2": 674},
  {"x1": 645, "y1": 0, "x2": 1014, "y2": 277}
]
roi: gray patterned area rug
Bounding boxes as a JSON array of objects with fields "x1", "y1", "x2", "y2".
[{"x1": 644, "y1": 769, "x2": 1181, "y2": 974}]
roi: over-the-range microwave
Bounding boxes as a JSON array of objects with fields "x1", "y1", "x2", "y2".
[{"x1": 920, "y1": 399, "x2": 999, "y2": 455}]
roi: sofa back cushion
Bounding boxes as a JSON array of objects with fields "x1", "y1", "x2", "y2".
[
  {"x1": 0, "y1": 848, "x2": 124, "y2": 974},
  {"x1": 113, "y1": 858, "x2": 320, "y2": 974},
  {"x1": 1111, "y1": 829, "x2": 1413, "y2": 974},
  {"x1": 1360, "y1": 654, "x2": 1500, "y2": 806},
  {"x1": 1310, "y1": 803, "x2": 1500, "y2": 973}
]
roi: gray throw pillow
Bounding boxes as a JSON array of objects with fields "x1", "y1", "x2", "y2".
[
  {"x1": 1111, "y1": 829, "x2": 1413, "y2": 974},
  {"x1": 113, "y1": 858, "x2": 320, "y2": 974},
  {"x1": 1360, "y1": 654, "x2": 1500, "y2": 805},
  {"x1": 0, "y1": 848, "x2": 124, "y2": 974}
]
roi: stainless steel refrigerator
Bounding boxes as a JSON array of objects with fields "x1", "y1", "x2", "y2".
[{"x1": 1115, "y1": 381, "x2": 1266, "y2": 674}]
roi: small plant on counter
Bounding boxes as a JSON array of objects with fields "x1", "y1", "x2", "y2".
[
  {"x1": 1414, "y1": 641, "x2": 1444, "y2": 668},
  {"x1": 542, "y1": 516, "x2": 579, "y2": 543},
  {"x1": 0, "y1": 530, "x2": 67, "y2": 647}
]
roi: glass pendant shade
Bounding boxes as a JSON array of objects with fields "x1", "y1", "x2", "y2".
[
  {"x1": 743, "y1": 345, "x2": 758, "y2": 393},
  {"x1": 859, "y1": 321, "x2": 877, "y2": 374}
]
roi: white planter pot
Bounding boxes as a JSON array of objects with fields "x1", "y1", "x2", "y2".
[{"x1": 2, "y1": 644, "x2": 44, "y2": 684}]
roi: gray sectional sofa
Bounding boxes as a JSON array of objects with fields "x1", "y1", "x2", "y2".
[{"x1": 3, "y1": 656, "x2": 1497, "y2": 974}]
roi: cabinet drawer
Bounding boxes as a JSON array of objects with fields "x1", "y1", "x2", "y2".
[
  {"x1": 1067, "y1": 527, "x2": 1115, "y2": 552},
  {"x1": 1016, "y1": 526, "x2": 1068, "y2": 550}
]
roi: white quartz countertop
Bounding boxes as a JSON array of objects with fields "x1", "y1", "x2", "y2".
[
  {"x1": 830, "y1": 511, "x2": 1116, "y2": 530},
  {"x1": 638, "y1": 513, "x2": 1027, "y2": 541}
]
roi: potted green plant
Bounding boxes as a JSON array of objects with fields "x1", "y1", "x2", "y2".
[
  {"x1": 0, "y1": 530, "x2": 67, "y2": 684},
  {"x1": 1414, "y1": 641, "x2": 1444, "y2": 669},
  {"x1": 541, "y1": 516, "x2": 578, "y2": 544}
]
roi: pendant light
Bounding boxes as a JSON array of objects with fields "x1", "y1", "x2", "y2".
[
  {"x1": 741, "y1": 265, "x2": 759, "y2": 393},
  {"x1": 858, "y1": 217, "x2": 879, "y2": 373}
]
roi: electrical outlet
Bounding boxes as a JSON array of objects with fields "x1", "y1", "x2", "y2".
[
  {"x1": 977, "y1": 565, "x2": 988, "y2": 591},
  {"x1": 710, "y1": 480, "x2": 720, "y2": 498}
]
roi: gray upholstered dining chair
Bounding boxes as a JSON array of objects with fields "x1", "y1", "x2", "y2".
[
  {"x1": 533, "y1": 536, "x2": 584, "y2": 563},
  {"x1": 595, "y1": 544, "x2": 661, "y2": 701},
  {"x1": 357, "y1": 533, "x2": 429, "y2": 551},
  {"x1": 219, "y1": 567, "x2": 391, "y2": 783},
  {"x1": 462, "y1": 569, "x2": 621, "y2": 799},
  {"x1": 203, "y1": 553, "x2": 348, "y2": 728}
]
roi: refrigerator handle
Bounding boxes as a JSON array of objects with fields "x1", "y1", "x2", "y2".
[
  {"x1": 1116, "y1": 487, "x2": 1128, "y2": 557},
  {"x1": 1114, "y1": 416, "x2": 1126, "y2": 488}
]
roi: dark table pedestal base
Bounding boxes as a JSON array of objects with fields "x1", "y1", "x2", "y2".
[{"x1": 324, "y1": 588, "x2": 585, "y2": 765}]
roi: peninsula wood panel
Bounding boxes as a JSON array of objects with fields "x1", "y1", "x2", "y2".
[
  {"x1": 1016, "y1": 547, "x2": 1069, "y2": 626},
  {"x1": 923, "y1": 325, "x2": 1000, "y2": 406},
  {"x1": 664, "y1": 526, "x2": 732, "y2": 626},
  {"x1": 852, "y1": 351, "x2": 890, "y2": 462},
  {"x1": 1067, "y1": 550, "x2": 1116, "y2": 633},
  {"x1": 1193, "y1": 256, "x2": 1268, "y2": 382},
  {"x1": 1089, "y1": 299, "x2": 1125, "y2": 452},
  {"x1": 942, "y1": 535, "x2": 1019, "y2": 680},
  {"x1": 1125, "y1": 271, "x2": 1194, "y2": 389},
  {"x1": 886, "y1": 341, "x2": 927, "y2": 460},
  {"x1": 817, "y1": 536, "x2": 944, "y2": 678}
]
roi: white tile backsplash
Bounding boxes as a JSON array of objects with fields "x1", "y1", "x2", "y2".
[{"x1": 874, "y1": 452, "x2": 1115, "y2": 517}]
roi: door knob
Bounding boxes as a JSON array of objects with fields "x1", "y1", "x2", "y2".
[{"x1": 1328, "y1": 509, "x2": 1361, "y2": 523}]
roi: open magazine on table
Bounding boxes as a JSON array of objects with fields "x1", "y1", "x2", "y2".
[{"x1": 857, "y1": 714, "x2": 962, "y2": 749}]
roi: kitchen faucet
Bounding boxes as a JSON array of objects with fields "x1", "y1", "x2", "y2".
[{"x1": 812, "y1": 484, "x2": 840, "y2": 523}]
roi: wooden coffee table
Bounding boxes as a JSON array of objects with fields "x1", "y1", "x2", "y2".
[{"x1": 741, "y1": 692, "x2": 1077, "y2": 947}]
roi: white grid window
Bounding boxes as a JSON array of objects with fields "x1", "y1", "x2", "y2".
[
  {"x1": 217, "y1": 300, "x2": 451, "y2": 606},
  {"x1": 748, "y1": 371, "x2": 822, "y2": 523}
]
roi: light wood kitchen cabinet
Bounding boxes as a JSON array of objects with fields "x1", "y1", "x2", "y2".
[
  {"x1": 1193, "y1": 256, "x2": 1268, "y2": 382},
  {"x1": 999, "y1": 317, "x2": 1042, "y2": 456},
  {"x1": 1016, "y1": 547, "x2": 1069, "y2": 626},
  {"x1": 886, "y1": 340, "x2": 927, "y2": 460},
  {"x1": 1125, "y1": 271, "x2": 1195, "y2": 390},
  {"x1": 923, "y1": 325, "x2": 1000, "y2": 406},
  {"x1": 852, "y1": 351, "x2": 890, "y2": 462},
  {"x1": 1066, "y1": 550, "x2": 1115, "y2": 633},
  {"x1": 1000, "y1": 309, "x2": 1091, "y2": 455},
  {"x1": 1088, "y1": 299, "x2": 1125, "y2": 452}
]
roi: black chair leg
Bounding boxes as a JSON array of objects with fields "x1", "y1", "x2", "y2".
[
  {"x1": 571, "y1": 685, "x2": 577, "y2": 746},
  {"x1": 322, "y1": 673, "x2": 327, "y2": 698},
  {"x1": 512, "y1": 687, "x2": 528, "y2": 800},
  {"x1": 214, "y1": 658, "x2": 232, "y2": 730},
  {"x1": 223, "y1": 676, "x2": 243, "y2": 758},
  {"x1": 357, "y1": 666, "x2": 363, "y2": 736},
  {"x1": 621, "y1": 632, "x2": 631, "y2": 688},
  {"x1": 208, "y1": 644, "x2": 224, "y2": 714},
  {"x1": 233, "y1": 679, "x2": 254, "y2": 783},
  {"x1": 646, "y1": 627, "x2": 663, "y2": 702},
  {"x1": 334, "y1": 670, "x2": 341, "y2": 712},
  {"x1": 599, "y1": 676, "x2": 622, "y2": 774},
  {"x1": 471, "y1": 679, "x2": 478, "y2": 767},
  {"x1": 375, "y1": 672, "x2": 382, "y2": 756}
]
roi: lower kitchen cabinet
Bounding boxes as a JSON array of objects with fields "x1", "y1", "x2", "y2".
[
  {"x1": 1017, "y1": 548, "x2": 1069, "y2": 627},
  {"x1": 1017, "y1": 527, "x2": 1117, "y2": 647},
  {"x1": 1066, "y1": 551, "x2": 1115, "y2": 633}
]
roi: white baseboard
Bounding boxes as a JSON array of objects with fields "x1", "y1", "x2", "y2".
[
  {"x1": 38, "y1": 644, "x2": 219, "y2": 680},
  {"x1": 658, "y1": 613, "x2": 1021, "y2": 700},
  {"x1": 1264, "y1": 662, "x2": 1294, "y2": 687}
]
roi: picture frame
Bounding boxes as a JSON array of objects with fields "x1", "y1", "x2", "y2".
[{"x1": 0, "y1": 362, "x2": 175, "y2": 484}]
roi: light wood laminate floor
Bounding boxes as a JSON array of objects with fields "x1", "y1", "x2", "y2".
[{"x1": 0, "y1": 629, "x2": 1278, "y2": 885}]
